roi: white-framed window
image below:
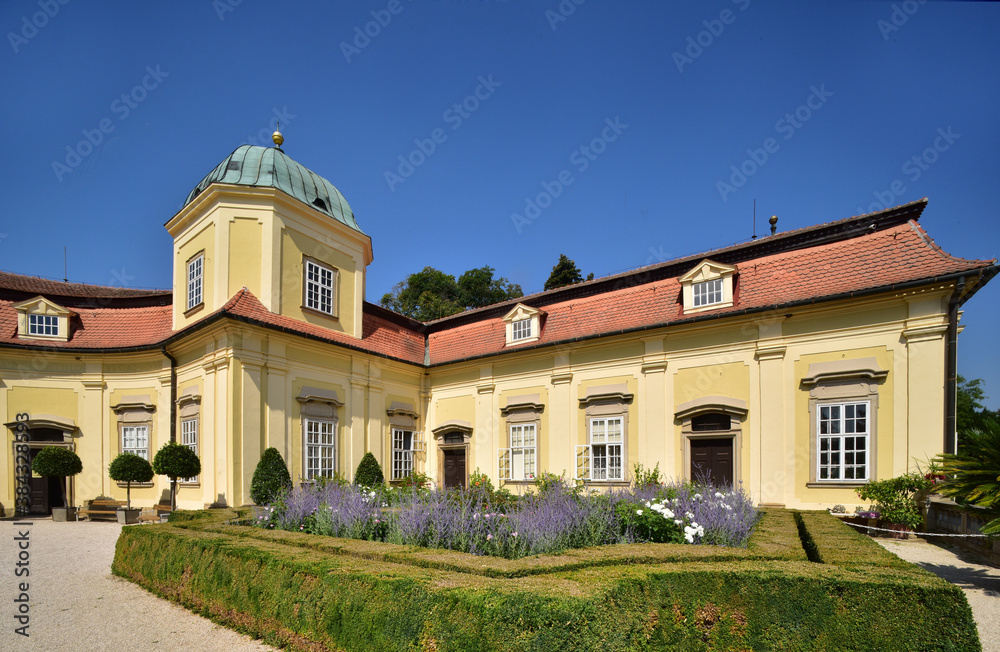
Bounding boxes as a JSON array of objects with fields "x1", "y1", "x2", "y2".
[
  {"x1": 28, "y1": 314, "x2": 59, "y2": 336},
  {"x1": 305, "y1": 258, "x2": 335, "y2": 315},
  {"x1": 187, "y1": 254, "x2": 203, "y2": 310},
  {"x1": 589, "y1": 417, "x2": 624, "y2": 481},
  {"x1": 122, "y1": 425, "x2": 150, "y2": 460},
  {"x1": 392, "y1": 428, "x2": 413, "y2": 480},
  {"x1": 817, "y1": 402, "x2": 869, "y2": 481},
  {"x1": 304, "y1": 417, "x2": 336, "y2": 480},
  {"x1": 511, "y1": 318, "x2": 533, "y2": 342},
  {"x1": 500, "y1": 423, "x2": 536, "y2": 481},
  {"x1": 693, "y1": 278, "x2": 723, "y2": 307},
  {"x1": 181, "y1": 418, "x2": 198, "y2": 483}
]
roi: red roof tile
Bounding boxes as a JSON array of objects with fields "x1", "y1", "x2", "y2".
[
  {"x1": 0, "y1": 301, "x2": 174, "y2": 349},
  {"x1": 0, "y1": 270, "x2": 170, "y2": 301},
  {"x1": 426, "y1": 220, "x2": 995, "y2": 364}
]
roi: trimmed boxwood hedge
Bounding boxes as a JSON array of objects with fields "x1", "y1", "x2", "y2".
[{"x1": 112, "y1": 509, "x2": 980, "y2": 651}]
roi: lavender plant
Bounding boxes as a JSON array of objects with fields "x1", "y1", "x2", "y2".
[{"x1": 255, "y1": 474, "x2": 759, "y2": 558}]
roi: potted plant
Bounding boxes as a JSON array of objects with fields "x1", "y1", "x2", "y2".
[
  {"x1": 30, "y1": 447, "x2": 83, "y2": 521},
  {"x1": 856, "y1": 473, "x2": 932, "y2": 539},
  {"x1": 152, "y1": 442, "x2": 201, "y2": 511},
  {"x1": 108, "y1": 453, "x2": 153, "y2": 524}
]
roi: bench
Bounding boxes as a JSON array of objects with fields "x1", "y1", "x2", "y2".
[
  {"x1": 138, "y1": 503, "x2": 172, "y2": 523},
  {"x1": 77, "y1": 498, "x2": 125, "y2": 521}
]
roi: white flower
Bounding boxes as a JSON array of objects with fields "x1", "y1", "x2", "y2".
[
  {"x1": 636, "y1": 509, "x2": 644, "y2": 516},
  {"x1": 674, "y1": 519, "x2": 683, "y2": 525},
  {"x1": 693, "y1": 493, "x2": 702, "y2": 500},
  {"x1": 662, "y1": 508, "x2": 675, "y2": 519},
  {"x1": 685, "y1": 511, "x2": 694, "y2": 520},
  {"x1": 645, "y1": 501, "x2": 651, "y2": 508},
  {"x1": 714, "y1": 492, "x2": 725, "y2": 499}
]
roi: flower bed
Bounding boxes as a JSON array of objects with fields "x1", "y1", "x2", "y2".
[{"x1": 254, "y1": 477, "x2": 759, "y2": 558}]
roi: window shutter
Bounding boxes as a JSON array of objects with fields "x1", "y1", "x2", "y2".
[
  {"x1": 575, "y1": 445, "x2": 590, "y2": 481},
  {"x1": 498, "y1": 448, "x2": 511, "y2": 481},
  {"x1": 413, "y1": 431, "x2": 425, "y2": 453}
]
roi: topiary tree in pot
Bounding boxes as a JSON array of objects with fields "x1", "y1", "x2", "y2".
[
  {"x1": 30, "y1": 447, "x2": 83, "y2": 521},
  {"x1": 152, "y1": 442, "x2": 201, "y2": 512},
  {"x1": 108, "y1": 453, "x2": 154, "y2": 514},
  {"x1": 250, "y1": 447, "x2": 292, "y2": 505},
  {"x1": 354, "y1": 451, "x2": 384, "y2": 487}
]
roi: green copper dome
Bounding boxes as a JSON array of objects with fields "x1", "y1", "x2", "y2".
[{"x1": 184, "y1": 145, "x2": 362, "y2": 232}]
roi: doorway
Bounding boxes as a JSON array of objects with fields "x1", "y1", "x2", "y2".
[
  {"x1": 690, "y1": 438, "x2": 733, "y2": 488},
  {"x1": 443, "y1": 449, "x2": 466, "y2": 489},
  {"x1": 27, "y1": 448, "x2": 63, "y2": 514}
]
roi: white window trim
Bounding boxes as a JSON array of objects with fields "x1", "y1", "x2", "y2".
[
  {"x1": 186, "y1": 253, "x2": 204, "y2": 311},
  {"x1": 816, "y1": 401, "x2": 870, "y2": 483},
  {"x1": 589, "y1": 416, "x2": 624, "y2": 481},
  {"x1": 576, "y1": 386, "x2": 632, "y2": 483},
  {"x1": 121, "y1": 424, "x2": 150, "y2": 460},
  {"x1": 303, "y1": 417, "x2": 337, "y2": 481},
  {"x1": 511, "y1": 318, "x2": 533, "y2": 342},
  {"x1": 508, "y1": 423, "x2": 537, "y2": 481},
  {"x1": 180, "y1": 418, "x2": 199, "y2": 484},
  {"x1": 303, "y1": 257, "x2": 338, "y2": 317},
  {"x1": 27, "y1": 313, "x2": 59, "y2": 337},
  {"x1": 693, "y1": 278, "x2": 724, "y2": 308},
  {"x1": 391, "y1": 428, "x2": 414, "y2": 481}
]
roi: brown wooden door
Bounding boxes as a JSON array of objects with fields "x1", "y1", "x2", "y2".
[
  {"x1": 27, "y1": 449, "x2": 51, "y2": 514},
  {"x1": 690, "y1": 438, "x2": 733, "y2": 488},
  {"x1": 443, "y1": 449, "x2": 466, "y2": 489}
]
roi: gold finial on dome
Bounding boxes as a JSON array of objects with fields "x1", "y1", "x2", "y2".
[{"x1": 272, "y1": 121, "x2": 284, "y2": 147}]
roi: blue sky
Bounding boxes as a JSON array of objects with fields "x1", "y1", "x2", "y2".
[{"x1": 1, "y1": 1, "x2": 998, "y2": 407}]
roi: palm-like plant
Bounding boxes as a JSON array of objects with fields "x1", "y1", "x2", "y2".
[{"x1": 935, "y1": 418, "x2": 1000, "y2": 535}]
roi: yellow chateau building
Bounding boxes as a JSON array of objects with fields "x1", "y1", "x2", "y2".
[{"x1": 2, "y1": 137, "x2": 996, "y2": 515}]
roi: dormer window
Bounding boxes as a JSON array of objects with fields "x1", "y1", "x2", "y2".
[
  {"x1": 502, "y1": 303, "x2": 543, "y2": 346},
  {"x1": 28, "y1": 314, "x2": 59, "y2": 336},
  {"x1": 13, "y1": 296, "x2": 74, "y2": 342},
  {"x1": 511, "y1": 318, "x2": 533, "y2": 342},
  {"x1": 679, "y1": 259, "x2": 736, "y2": 314},
  {"x1": 693, "y1": 278, "x2": 723, "y2": 307}
]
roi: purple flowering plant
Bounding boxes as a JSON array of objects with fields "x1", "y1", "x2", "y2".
[{"x1": 254, "y1": 471, "x2": 759, "y2": 558}]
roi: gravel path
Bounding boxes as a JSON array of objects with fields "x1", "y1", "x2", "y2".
[
  {"x1": 875, "y1": 537, "x2": 1000, "y2": 652},
  {"x1": 1, "y1": 518, "x2": 279, "y2": 652}
]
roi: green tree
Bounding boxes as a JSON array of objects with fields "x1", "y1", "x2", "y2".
[
  {"x1": 354, "y1": 451, "x2": 385, "y2": 487},
  {"x1": 544, "y1": 254, "x2": 593, "y2": 291},
  {"x1": 457, "y1": 266, "x2": 522, "y2": 309},
  {"x1": 380, "y1": 265, "x2": 522, "y2": 321},
  {"x1": 957, "y1": 376, "x2": 994, "y2": 437},
  {"x1": 152, "y1": 442, "x2": 202, "y2": 511},
  {"x1": 935, "y1": 418, "x2": 1000, "y2": 535},
  {"x1": 108, "y1": 453, "x2": 154, "y2": 509},
  {"x1": 251, "y1": 447, "x2": 292, "y2": 505},
  {"x1": 31, "y1": 447, "x2": 83, "y2": 509}
]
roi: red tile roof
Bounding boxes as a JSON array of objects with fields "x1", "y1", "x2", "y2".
[
  {"x1": 426, "y1": 219, "x2": 995, "y2": 364},
  {"x1": 219, "y1": 290, "x2": 426, "y2": 364},
  {"x1": 0, "y1": 301, "x2": 174, "y2": 350},
  {"x1": 0, "y1": 201, "x2": 993, "y2": 366},
  {"x1": 0, "y1": 270, "x2": 170, "y2": 302}
]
